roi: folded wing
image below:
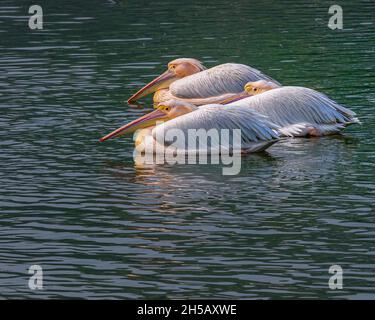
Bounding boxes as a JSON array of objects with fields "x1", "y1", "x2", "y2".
[
  {"x1": 170, "y1": 63, "x2": 281, "y2": 99},
  {"x1": 152, "y1": 103, "x2": 280, "y2": 150},
  {"x1": 229, "y1": 86, "x2": 359, "y2": 127}
]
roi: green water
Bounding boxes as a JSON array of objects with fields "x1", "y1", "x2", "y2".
[{"x1": 0, "y1": 0, "x2": 374, "y2": 299}]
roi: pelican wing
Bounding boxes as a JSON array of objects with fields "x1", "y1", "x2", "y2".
[
  {"x1": 229, "y1": 86, "x2": 359, "y2": 127},
  {"x1": 152, "y1": 103, "x2": 280, "y2": 149},
  {"x1": 169, "y1": 63, "x2": 280, "y2": 99}
]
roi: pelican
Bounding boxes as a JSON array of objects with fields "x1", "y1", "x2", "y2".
[
  {"x1": 127, "y1": 58, "x2": 280, "y2": 105},
  {"x1": 220, "y1": 80, "x2": 360, "y2": 136},
  {"x1": 100, "y1": 100, "x2": 280, "y2": 154}
]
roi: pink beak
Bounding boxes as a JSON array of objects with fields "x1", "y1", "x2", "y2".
[
  {"x1": 100, "y1": 109, "x2": 167, "y2": 142},
  {"x1": 127, "y1": 70, "x2": 177, "y2": 103}
]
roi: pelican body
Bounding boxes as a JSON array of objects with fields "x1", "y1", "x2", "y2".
[
  {"x1": 222, "y1": 80, "x2": 360, "y2": 136},
  {"x1": 100, "y1": 100, "x2": 280, "y2": 154},
  {"x1": 101, "y1": 82, "x2": 359, "y2": 155},
  {"x1": 127, "y1": 58, "x2": 280, "y2": 106}
]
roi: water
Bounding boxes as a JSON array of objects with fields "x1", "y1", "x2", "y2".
[{"x1": 0, "y1": 0, "x2": 374, "y2": 299}]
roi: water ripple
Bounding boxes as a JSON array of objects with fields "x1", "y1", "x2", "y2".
[{"x1": 0, "y1": 0, "x2": 374, "y2": 299}]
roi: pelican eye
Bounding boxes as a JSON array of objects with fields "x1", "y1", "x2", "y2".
[
  {"x1": 164, "y1": 106, "x2": 170, "y2": 111},
  {"x1": 253, "y1": 87, "x2": 258, "y2": 92}
]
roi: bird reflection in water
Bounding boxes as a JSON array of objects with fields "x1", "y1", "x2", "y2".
[{"x1": 103, "y1": 134, "x2": 358, "y2": 194}]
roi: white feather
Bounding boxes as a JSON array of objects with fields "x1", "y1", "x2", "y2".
[
  {"x1": 151, "y1": 103, "x2": 280, "y2": 153},
  {"x1": 170, "y1": 63, "x2": 280, "y2": 99},
  {"x1": 228, "y1": 86, "x2": 359, "y2": 136}
]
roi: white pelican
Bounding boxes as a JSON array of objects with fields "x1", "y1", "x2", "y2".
[
  {"x1": 219, "y1": 80, "x2": 360, "y2": 136},
  {"x1": 100, "y1": 100, "x2": 280, "y2": 154},
  {"x1": 127, "y1": 58, "x2": 280, "y2": 105}
]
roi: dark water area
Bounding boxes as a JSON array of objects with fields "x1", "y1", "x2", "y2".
[{"x1": 0, "y1": 0, "x2": 374, "y2": 298}]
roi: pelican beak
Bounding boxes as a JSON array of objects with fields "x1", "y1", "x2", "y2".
[
  {"x1": 127, "y1": 70, "x2": 177, "y2": 103},
  {"x1": 219, "y1": 91, "x2": 251, "y2": 105},
  {"x1": 99, "y1": 109, "x2": 168, "y2": 142}
]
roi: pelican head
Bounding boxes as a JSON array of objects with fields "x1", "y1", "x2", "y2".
[
  {"x1": 244, "y1": 80, "x2": 280, "y2": 95},
  {"x1": 100, "y1": 100, "x2": 197, "y2": 142},
  {"x1": 127, "y1": 58, "x2": 206, "y2": 103},
  {"x1": 219, "y1": 80, "x2": 281, "y2": 104}
]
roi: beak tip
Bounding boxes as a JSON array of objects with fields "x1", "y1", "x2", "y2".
[{"x1": 99, "y1": 109, "x2": 166, "y2": 144}]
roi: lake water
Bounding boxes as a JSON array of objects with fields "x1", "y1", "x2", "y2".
[{"x1": 0, "y1": 0, "x2": 374, "y2": 299}]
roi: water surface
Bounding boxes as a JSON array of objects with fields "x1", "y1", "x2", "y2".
[{"x1": 0, "y1": 0, "x2": 374, "y2": 299}]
